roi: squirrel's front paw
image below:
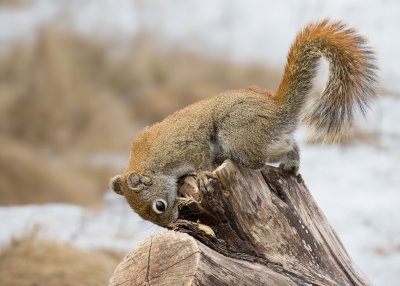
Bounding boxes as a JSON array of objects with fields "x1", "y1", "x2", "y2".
[{"x1": 196, "y1": 171, "x2": 216, "y2": 193}]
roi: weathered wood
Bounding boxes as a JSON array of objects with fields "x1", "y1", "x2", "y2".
[
  {"x1": 109, "y1": 231, "x2": 296, "y2": 286},
  {"x1": 110, "y1": 161, "x2": 372, "y2": 286}
]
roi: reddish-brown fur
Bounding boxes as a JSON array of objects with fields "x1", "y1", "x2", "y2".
[
  {"x1": 111, "y1": 19, "x2": 378, "y2": 227},
  {"x1": 276, "y1": 19, "x2": 377, "y2": 142}
]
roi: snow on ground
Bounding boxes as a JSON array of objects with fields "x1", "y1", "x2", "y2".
[
  {"x1": 1, "y1": 1, "x2": 399, "y2": 285},
  {"x1": 0, "y1": 192, "x2": 163, "y2": 253},
  {"x1": 302, "y1": 143, "x2": 400, "y2": 285},
  {"x1": 298, "y1": 94, "x2": 400, "y2": 286}
]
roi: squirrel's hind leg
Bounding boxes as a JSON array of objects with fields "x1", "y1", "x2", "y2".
[
  {"x1": 216, "y1": 128, "x2": 270, "y2": 170},
  {"x1": 266, "y1": 141, "x2": 300, "y2": 174}
]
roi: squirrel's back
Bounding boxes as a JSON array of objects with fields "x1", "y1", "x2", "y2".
[{"x1": 274, "y1": 19, "x2": 378, "y2": 142}]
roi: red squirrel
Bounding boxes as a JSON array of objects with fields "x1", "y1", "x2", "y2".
[{"x1": 110, "y1": 19, "x2": 378, "y2": 228}]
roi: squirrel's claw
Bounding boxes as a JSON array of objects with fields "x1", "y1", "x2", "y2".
[
  {"x1": 279, "y1": 163, "x2": 299, "y2": 175},
  {"x1": 196, "y1": 171, "x2": 216, "y2": 193}
]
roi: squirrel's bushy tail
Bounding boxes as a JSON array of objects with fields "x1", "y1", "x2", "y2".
[{"x1": 274, "y1": 19, "x2": 378, "y2": 142}]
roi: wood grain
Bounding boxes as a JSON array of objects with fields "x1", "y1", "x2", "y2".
[{"x1": 110, "y1": 161, "x2": 371, "y2": 286}]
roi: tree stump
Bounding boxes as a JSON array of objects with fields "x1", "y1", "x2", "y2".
[{"x1": 109, "y1": 160, "x2": 372, "y2": 286}]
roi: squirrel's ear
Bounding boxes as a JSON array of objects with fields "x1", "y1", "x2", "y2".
[
  {"x1": 110, "y1": 175, "x2": 123, "y2": 195},
  {"x1": 127, "y1": 172, "x2": 152, "y2": 192},
  {"x1": 127, "y1": 172, "x2": 141, "y2": 190}
]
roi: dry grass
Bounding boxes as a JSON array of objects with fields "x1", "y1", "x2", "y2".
[
  {"x1": 0, "y1": 28, "x2": 280, "y2": 153},
  {"x1": 125, "y1": 37, "x2": 281, "y2": 124},
  {"x1": 0, "y1": 138, "x2": 108, "y2": 206},
  {"x1": 0, "y1": 0, "x2": 31, "y2": 8},
  {"x1": 0, "y1": 230, "x2": 122, "y2": 286},
  {"x1": 0, "y1": 25, "x2": 281, "y2": 206},
  {"x1": 0, "y1": 28, "x2": 134, "y2": 153}
]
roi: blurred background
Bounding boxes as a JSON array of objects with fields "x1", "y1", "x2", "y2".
[{"x1": 0, "y1": 0, "x2": 399, "y2": 285}]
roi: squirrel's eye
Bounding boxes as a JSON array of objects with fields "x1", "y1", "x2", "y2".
[{"x1": 152, "y1": 199, "x2": 167, "y2": 214}]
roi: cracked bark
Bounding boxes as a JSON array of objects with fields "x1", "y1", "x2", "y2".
[
  {"x1": 145, "y1": 237, "x2": 152, "y2": 283},
  {"x1": 109, "y1": 161, "x2": 372, "y2": 286}
]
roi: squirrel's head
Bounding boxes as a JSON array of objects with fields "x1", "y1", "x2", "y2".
[{"x1": 110, "y1": 172, "x2": 179, "y2": 228}]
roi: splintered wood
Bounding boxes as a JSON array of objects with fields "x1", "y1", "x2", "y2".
[
  {"x1": 110, "y1": 161, "x2": 372, "y2": 286},
  {"x1": 177, "y1": 175, "x2": 218, "y2": 226},
  {"x1": 178, "y1": 176, "x2": 200, "y2": 201}
]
